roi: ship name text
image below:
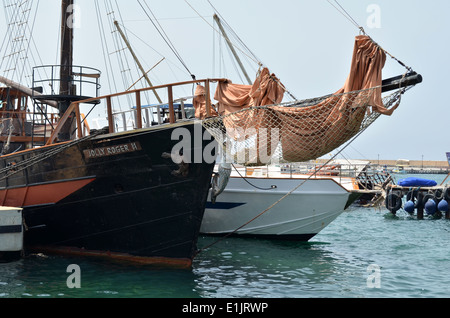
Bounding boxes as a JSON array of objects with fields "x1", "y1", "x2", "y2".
[{"x1": 83, "y1": 142, "x2": 142, "y2": 159}]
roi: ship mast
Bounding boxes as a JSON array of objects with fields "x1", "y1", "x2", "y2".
[
  {"x1": 58, "y1": 0, "x2": 75, "y2": 141},
  {"x1": 28, "y1": 0, "x2": 100, "y2": 144},
  {"x1": 60, "y1": 0, "x2": 74, "y2": 97}
]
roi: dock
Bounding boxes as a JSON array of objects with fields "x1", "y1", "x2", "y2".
[
  {"x1": 366, "y1": 159, "x2": 449, "y2": 175},
  {"x1": 314, "y1": 159, "x2": 450, "y2": 175},
  {"x1": 385, "y1": 182, "x2": 450, "y2": 219}
]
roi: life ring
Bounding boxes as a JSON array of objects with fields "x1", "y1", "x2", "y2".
[{"x1": 385, "y1": 192, "x2": 402, "y2": 213}]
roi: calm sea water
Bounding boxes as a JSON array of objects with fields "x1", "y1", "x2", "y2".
[{"x1": 1, "y1": 174, "x2": 449, "y2": 299}]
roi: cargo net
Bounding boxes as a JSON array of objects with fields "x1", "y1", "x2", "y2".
[{"x1": 202, "y1": 87, "x2": 404, "y2": 166}]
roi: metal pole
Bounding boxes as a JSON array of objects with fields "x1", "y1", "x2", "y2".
[
  {"x1": 58, "y1": 0, "x2": 76, "y2": 141},
  {"x1": 114, "y1": 20, "x2": 162, "y2": 104},
  {"x1": 60, "y1": 0, "x2": 73, "y2": 97},
  {"x1": 213, "y1": 14, "x2": 252, "y2": 85}
]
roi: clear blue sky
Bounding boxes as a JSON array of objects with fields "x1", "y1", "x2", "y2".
[{"x1": 1, "y1": 0, "x2": 448, "y2": 161}]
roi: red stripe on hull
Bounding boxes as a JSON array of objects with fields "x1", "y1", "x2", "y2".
[
  {"x1": 0, "y1": 178, "x2": 96, "y2": 207},
  {"x1": 27, "y1": 245, "x2": 193, "y2": 269}
]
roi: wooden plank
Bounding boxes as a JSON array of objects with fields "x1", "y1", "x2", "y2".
[
  {"x1": 106, "y1": 96, "x2": 114, "y2": 133},
  {"x1": 75, "y1": 104, "x2": 82, "y2": 139},
  {"x1": 0, "y1": 136, "x2": 46, "y2": 143},
  {"x1": 135, "y1": 91, "x2": 142, "y2": 129},
  {"x1": 72, "y1": 78, "x2": 227, "y2": 106},
  {"x1": 167, "y1": 86, "x2": 175, "y2": 124},
  {"x1": 205, "y1": 79, "x2": 211, "y2": 117},
  {"x1": 46, "y1": 102, "x2": 77, "y2": 145}
]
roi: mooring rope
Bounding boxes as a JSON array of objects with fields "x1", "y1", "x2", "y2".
[{"x1": 231, "y1": 163, "x2": 276, "y2": 191}]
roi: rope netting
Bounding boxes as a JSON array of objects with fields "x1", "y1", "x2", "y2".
[
  {"x1": 202, "y1": 87, "x2": 404, "y2": 166},
  {"x1": 196, "y1": 35, "x2": 418, "y2": 166}
]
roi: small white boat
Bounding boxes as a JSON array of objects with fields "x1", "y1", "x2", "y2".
[
  {"x1": 0, "y1": 206, "x2": 23, "y2": 261},
  {"x1": 201, "y1": 165, "x2": 356, "y2": 241}
]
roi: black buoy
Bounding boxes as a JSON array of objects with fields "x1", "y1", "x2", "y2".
[{"x1": 423, "y1": 193, "x2": 437, "y2": 216}]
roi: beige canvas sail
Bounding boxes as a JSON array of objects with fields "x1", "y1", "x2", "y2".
[{"x1": 202, "y1": 35, "x2": 402, "y2": 165}]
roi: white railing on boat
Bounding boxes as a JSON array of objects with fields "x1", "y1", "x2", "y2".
[{"x1": 109, "y1": 96, "x2": 195, "y2": 132}]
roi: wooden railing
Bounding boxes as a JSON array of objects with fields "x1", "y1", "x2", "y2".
[
  {"x1": 112, "y1": 96, "x2": 194, "y2": 131},
  {"x1": 46, "y1": 78, "x2": 225, "y2": 145},
  {"x1": 0, "y1": 110, "x2": 59, "y2": 143}
]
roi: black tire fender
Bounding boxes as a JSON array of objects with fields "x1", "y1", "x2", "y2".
[{"x1": 385, "y1": 192, "x2": 402, "y2": 213}]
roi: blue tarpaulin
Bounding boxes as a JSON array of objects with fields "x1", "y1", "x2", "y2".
[{"x1": 397, "y1": 177, "x2": 437, "y2": 187}]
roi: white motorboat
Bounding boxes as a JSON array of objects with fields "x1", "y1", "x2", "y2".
[
  {"x1": 0, "y1": 206, "x2": 23, "y2": 261},
  {"x1": 199, "y1": 21, "x2": 418, "y2": 241},
  {"x1": 200, "y1": 165, "x2": 357, "y2": 241}
]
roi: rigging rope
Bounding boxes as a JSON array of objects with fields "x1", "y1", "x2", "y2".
[
  {"x1": 0, "y1": 131, "x2": 103, "y2": 182},
  {"x1": 231, "y1": 163, "x2": 276, "y2": 191},
  {"x1": 95, "y1": 0, "x2": 117, "y2": 101},
  {"x1": 138, "y1": 0, "x2": 196, "y2": 81},
  {"x1": 0, "y1": 0, "x2": 41, "y2": 86},
  {"x1": 207, "y1": 0, "x2": 261, "y2": 70},
  {"x1": 327, "y1": 0, "x2": 365, "y2": 34},
  {"x1": 185, "y1": 0, "x2": 297, "y2": 101},
  {"x1": 105, "y1": 0, "x2": 134, "y2": 109},
  {"x1": 184, "y1": 0, "x2": 260, "y2": 66},
  {"x1": 327, "y1": 0, "x2": 414, "y2": 73}
]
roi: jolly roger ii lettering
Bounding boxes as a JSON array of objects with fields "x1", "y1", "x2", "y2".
[{"x1": 83, "y1": 142, "x2": 142, "y2": 159}]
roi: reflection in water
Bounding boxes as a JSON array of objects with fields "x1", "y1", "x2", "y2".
[
  {"x1": 193, "y1": 195, "x2": 450, "y2": 298},
  {"x1": 192, "y1": 237, "x2": 363, "y2": 298},
  {"x1": 0, "y1": 259, "x2": 26, "y2": 297},
  {"x1": 0, "y1": 255, "x2": 199, "y2": 298},
  {"x1": 1, "y1": 175, "x2": 450, "y2": 299}
]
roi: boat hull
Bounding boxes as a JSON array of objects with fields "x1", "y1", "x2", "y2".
[
  {"x1": 0, "y1": 121, "x2": 216, "y2": 267},
  {"x1": 201, "y1": 177, "x2": 350, "y2": 241}
]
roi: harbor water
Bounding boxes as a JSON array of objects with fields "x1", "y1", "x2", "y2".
[{"x1": 0, "y1": 174, "x2": 449, "y2": 299}]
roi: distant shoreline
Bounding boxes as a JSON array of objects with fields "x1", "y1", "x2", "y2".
[
  {"x1": 368, "y1": 159, "x2": 448, "y2": 168},
  {"x1": 317, "y1": 159, "x2": 449, "y2": 168}
]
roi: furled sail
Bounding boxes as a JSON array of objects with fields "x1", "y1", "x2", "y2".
[{"x1": 202, "y1": 35, "x2": 410, "y2": 166}]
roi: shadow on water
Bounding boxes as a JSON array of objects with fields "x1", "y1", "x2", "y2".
[
  {"x1": 192, "y1": 235, "x2": 358, "y2": 298},
  {"x1": 0, "y1": 254, "x2": 199, "y2": 298},
  {"x1": 1, "y1": 236, "x2": 342, "y2": 298}
]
